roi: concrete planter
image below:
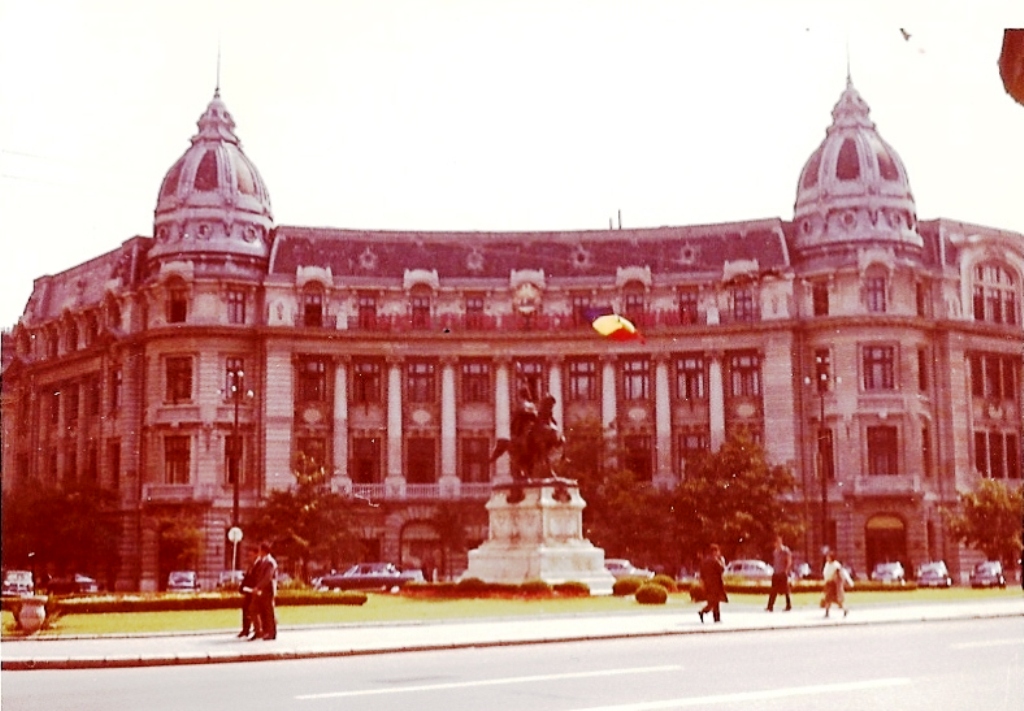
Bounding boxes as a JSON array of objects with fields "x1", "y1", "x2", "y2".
[{"x1": 16, "y1": 596, "x2": 47, "y2": 634}]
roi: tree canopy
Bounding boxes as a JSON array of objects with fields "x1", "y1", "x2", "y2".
[{"x1": 942, "y1": 478, "x2": 1023, "y2": 569}]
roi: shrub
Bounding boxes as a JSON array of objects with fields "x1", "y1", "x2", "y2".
[
  {"x1": 456, "y1": 577, "x2": 488, "y2": 592},
  {"x1": 651, "y1": 574, "x2": 677, "y2": 593},
  {"x1": 689, "y1": 581, "x2": 707, "y2": 602},
  {"x1": 612, "y1": 576, "x2": 645, "y2": 596},
  {"x1": 553, "y1": 581, "x2": 590, "y2": 597},
  {"x1": 519, "y1": 579, "x2": 553, "y2": 597},
  {"x1": 635, "y1": 582, "x2": 668, "y2": 605}
]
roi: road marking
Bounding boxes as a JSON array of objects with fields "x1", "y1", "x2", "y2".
[
  {"x1": 566, "y1": 678, "x2": 912, "y2": 710},
  {"x1": 950, "y1": 639, "x2": 1024, "y2": 649},
  {"x1": 296, "y1": 664, "x2": 681, "y2": 700}
]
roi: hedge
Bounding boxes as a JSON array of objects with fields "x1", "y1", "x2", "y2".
[{"x1": 401, "y1": 579, "x2": 592, "y2": 599}]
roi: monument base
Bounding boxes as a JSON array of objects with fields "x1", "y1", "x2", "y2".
[{"x1": 463, "y1": 478, "x2": 615, "y2": 595}]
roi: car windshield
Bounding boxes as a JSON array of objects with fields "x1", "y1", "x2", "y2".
[{"x1": 170, "y1": 572, "x2": 194, "y2": 583}]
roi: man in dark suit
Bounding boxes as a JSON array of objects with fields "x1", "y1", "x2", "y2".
[
  {"x1": 238, "y1": 549, "x2": 262, "y2": 639},
  {"x1": 250, "y1": 541, "x2": 278, "y2": 640}
]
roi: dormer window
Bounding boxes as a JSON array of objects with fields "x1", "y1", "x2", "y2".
[
  {"x1": 357, "y1": 292, "x2": 377, "y2": 330},
  {"x1": 836, "y1": 138, "x2": 860, "y2": 180},
  {"x1": 410, "y1": 286, "x2": 432, "y2": 330},
  {"x1": 972, "y1": 263, "x2": 1018, "y2": 325},
  {"x1": 303, "y1": 286, "x2": 324, "y2": 328},
  {"x1": 622, "y1": 282, "x2": 646, "y2": 326}
]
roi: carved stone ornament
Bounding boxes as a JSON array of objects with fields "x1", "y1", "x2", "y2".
[{"x1": 513, "y1": 282, "x2": 542, "y2": 315}]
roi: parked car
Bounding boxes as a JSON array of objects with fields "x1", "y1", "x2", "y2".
[
  {"x1": 969, "y1": 561, "x2": 1006, "y2": 588},
  {"x1": 790, "y1": 560, "x2": 813, "y2": 580},
  {"x1": 915, "y1": 561, "x2": 953, "y2": 588},
  {"x1": 2, "y1": 570, "x2": 34, "y2": 596},
  {"x1": 722, "y1": 559, "x2": 774, "y2": 582},
  {"x1": 217, "y1": 570, "x2": 245, "y2": 590},
  {"x1": 47, "y1": 573, "x2": 100, "y2": 594},
  {"x1": 167, "y1": 570, "x2": 200, "y2": 592},
  {"x1": 316, "y1": 563, "x2": 424, "y2": 591},
  {"x1": 604, "y1": 559, "x2": 655, "y2": 580},
  {"x1": 870, "y1": 561, "x2": 906, "y2": 584}
]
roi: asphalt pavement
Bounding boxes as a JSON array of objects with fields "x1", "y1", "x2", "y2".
[{"x1": 2, "y1": 596, "x2": 1022, "y2": 671}]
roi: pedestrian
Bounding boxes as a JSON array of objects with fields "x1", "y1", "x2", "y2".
[
  {"x1": 237, "y1": 549, "x2": 263, "y2": 639},
  {"x1": 698, "y1": 543, "x2": 728, "y2": 624},
  {"x1": 250, "y1": 541, "x2": 278, "y2": 640},
  {"x1": 765, "y1": 535, "x2": 793, "y2": 612},
  {"x1": 821, "y1": 550, "x2": 853, "y2": 618}
]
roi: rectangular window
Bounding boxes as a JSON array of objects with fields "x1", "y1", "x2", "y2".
[
  {"x1": 351, "y1": 437, "x2": 381, "y2": 483},
  {"x1": 64, "y1": 446, "x2": 77, "y2": 484},
  {"x1": 406, "y1": 361, "x2": 436, "y2": 404},
  {"x1": 164, "y1": 435, "x2": 191, "y2": 484},
  {"x1": 168, "y1": 286, "x2": 188, "y2": 323},
  {"x1": 571, "y1": 294, "x2": 593, "y2": 327},
  {"x1": 65, "y1": 383, "x2": 79, "y2": 427},
  {"x1": 297, "y1": 437, "x2": 327, "y2": 473},
  {"x1": 568, "y1": 359, "x2": 598, "y2": 401},
  {"x1": 165, "y1": 357, "x2": 193, "y2": 403},
  {"x1": 679, "y1": 288, "x2": 699, "y2": 324},
  {"x1": 50, "y1": 388, "x2": 60, "y2": 425},
  {"x1": 915, "y1": 282, "x2": 927, "y2": 317},
  {"x1": 461, "y1": 361, "x2": 491, "y2": 403},
  {"x1": 865, "y1": 276, "x2": 887, "y2": 313},
  {"x1": 461, "y1": 437, "x2": 490, "y2": 483},
  {"x1": 110, "y1": 367, "x2": 123, "y2": 412},
  {"x1": 678, "y1": 431, "x2": 709, "y2": 471},
  {"x1": 676, "y1": 355, "x2": 705, "y2": 400},
  {"x1": 1007, "y1": 433, "x2": 1021, "y2": 479},
  {"x1": 732, "y1": 288, "x2": 756, "y2": 322},
  {"x1": 623, "y1": 435, "x2": 653, "y2": 481},
  {"x1": 922, "y1": 425, "x2": 932, "y2": 477},
  {"x1": 975, "y1": 431, "x2": 988, "y2": 476},
  {"x1": 989, "y1": 432, "x2": 1005, "y2": 479},
  {"x1": 87, "y1": 375, "x2": 101, "y2": 417},
  {"x1": 303, "y1": 290, "x2": 324, "y2": 328},
  {"x1": 411, "y1": 294, "x2": 431, "y2": 329},
  {"x1": 227, "y1": 288, "x2": 247, "y2": 324},
  {"x1": 917, "y1": 349, "x2": 929, "y2": 392},
  {"x1": 623, "y1": 289, "x2": 645, "y2": 325},
  {"x1": 357, "y1": 293, "x2": 377, "y2": 330},
  {"x1": 862, "y1": 346, "x2": 895, "y2": 391},
  {"x1": 465, "y1": 295, "x2": 485, "y2": 330},
  {"x1": 622, "y1": 358, "x2": 650, "y2": 401},
  {"x1": 406, "y1": 437, "x2": 436, "y2": 484},
  {"x1": 867, "y1": 426, "x2": 898, "y2": 476},
  {"x1": 352, "y1": 360, "x2": 382, "y2": 404},
  {"x1": 298, "y1": 358, "x2": 328, "y2": 403},
  {"x1": 108, "y1": 439, "x2": 121, "y2": 489},
  {"x1": 729, "y1": 352, "x2": 761, "y2": 397}
]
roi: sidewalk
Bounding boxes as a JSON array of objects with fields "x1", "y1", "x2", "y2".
[{"x1": 2, "y1": 597, "x2": 1022, "y2": 671}]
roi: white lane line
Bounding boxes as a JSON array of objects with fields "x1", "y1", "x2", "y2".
[
  {"x1": 566, "y1": 678, "x2": 912, "y2": 711},
  {"x1": 950, "y1": 639, "x2": 1024, "y2": 649},
  {"x1": 296, "y1": 664, "x2": 681, "y2": 700}
]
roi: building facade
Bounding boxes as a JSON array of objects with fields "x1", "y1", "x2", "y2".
[{"x1": 3, "y1": 80, "x2": 1022, "y2": 590}]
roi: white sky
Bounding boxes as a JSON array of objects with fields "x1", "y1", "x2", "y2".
[{"x1": 1, "y1": 0, "x2": 1021, "y2": 329}]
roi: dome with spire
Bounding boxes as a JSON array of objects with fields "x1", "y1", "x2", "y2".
[
  {"x1": 792, "y1": 78, "x2": 922, "y2": 258},
  {"x1": 149, "y1": 91, "x2": 274, "y2": 267}
]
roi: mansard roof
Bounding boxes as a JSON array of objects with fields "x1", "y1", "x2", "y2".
[{"x1": 268, "y1": 220, "x2": 791, "y2": 282}]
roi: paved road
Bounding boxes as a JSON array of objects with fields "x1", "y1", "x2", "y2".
[
  {"x1": 3, "y1": 617, "x2": 1022, "y2": 711},
  {"x1": 2, "y1": 596, "x2": 1021, "y2": 670}
]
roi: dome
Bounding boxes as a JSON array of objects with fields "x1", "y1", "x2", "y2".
[
  {"x1": 792, "y1": 78, "x2": 922, "y2": 256},
  {"x1": 149, "y1": 91, "x2": 274, "y2": 265}
]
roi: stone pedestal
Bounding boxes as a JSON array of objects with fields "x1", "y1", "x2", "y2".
[{"x1": 463, "y1": 478, "x2": 615, "y2": 595}]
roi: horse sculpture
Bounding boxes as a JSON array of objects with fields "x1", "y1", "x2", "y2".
[{"x1": 490, "y1": 389, "x2": 565, "y2": 481}]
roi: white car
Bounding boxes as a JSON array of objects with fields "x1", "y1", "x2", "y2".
[
  {"x1": 723, "y1": 559, "x2": 774, "y2": 582},
  {"x1": 2, "y1": 570, "x2": 34, "y2": 596},
  {"x1": 604, "y1": 559, "x2": 654, "y2": 580},
  {"x1": 167, "y1": 570, "x2": 200, "y2": 592}
]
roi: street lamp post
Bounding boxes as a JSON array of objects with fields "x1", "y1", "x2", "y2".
[
  {"x1": 805, "y1": 366, "x2": 833, "y2": 558},
  {"x1": 227, "y1": 368, "x2": 246, "y2": 529}
]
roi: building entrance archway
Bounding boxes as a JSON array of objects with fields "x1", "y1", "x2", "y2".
[{"x1": 865, "y1": 514, "x2": 907, "y2": 572}]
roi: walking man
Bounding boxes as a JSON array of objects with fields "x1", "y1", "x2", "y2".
[
  {"x1": 250, "y1": 541, "x2": 278, "y2": 640},
  {"x1": 766, "y1": 535, "x2": 793, "y2": 612},
  {"x1": 238, "y1": 549, "x2": 262, "y2": 639},
  {"x1": 698, "y1": 543, "x2": 728, "y2": 624}
]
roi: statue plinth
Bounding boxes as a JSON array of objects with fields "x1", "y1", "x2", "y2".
[{"x1": 463, "y1": 478, "x2": 615, "y2": 595}]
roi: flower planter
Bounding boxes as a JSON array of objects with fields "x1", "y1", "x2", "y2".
[{"x1": 16, "y1": 596, "x2": 47, "y2": 634}]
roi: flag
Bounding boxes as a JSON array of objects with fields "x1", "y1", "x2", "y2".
[{"x1": 590, "y1": 312, "x2": 645, "y2": 343}]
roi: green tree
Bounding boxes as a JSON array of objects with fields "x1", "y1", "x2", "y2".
[
  {"x1": 248, "y1": 455, "x2": 363, "y2": 582},
  {"x1": 671, "y1": 433, "x2": 802, "y2": 564},
  {"x1": 942, "y1": 478, "x2": 1023, "y2": 569},
  {"x1": 1, "y1": 484, "x2": 121, "y2": 584}
]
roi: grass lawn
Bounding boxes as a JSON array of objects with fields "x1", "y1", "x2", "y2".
[{"x1": 2, "y1": 586, "x2": 1018, "y2": 638}]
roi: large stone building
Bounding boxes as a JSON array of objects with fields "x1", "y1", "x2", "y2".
[{"x1": 2, "y1": 79, "x2": 1021, "y2": 590}]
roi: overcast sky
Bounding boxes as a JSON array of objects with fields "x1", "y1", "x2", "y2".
[{"x1": 1, "y1": 0, "x2": 1021, "y2": 328}]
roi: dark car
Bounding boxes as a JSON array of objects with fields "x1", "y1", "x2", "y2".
[
  {"x1": 969, "y1": 561, "x2": 1006, "y2": 589},
  {"x1": 316, "y1": 563, "x2": 425, "y2": 591},
  {"x1": 47, "y1": 573, "x2": 100, "y2": 594},
  {"x1": 915, "y1": 561, "x2": 953, "y2": 588}
]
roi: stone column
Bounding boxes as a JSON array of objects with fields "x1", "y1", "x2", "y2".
[
  {"x1": 494, "y1": 359, "x2": 511, "y2": 482},
  {"x1": 709, "y1": 352, "x2": 726, "y2": 451},
  {"x1": 601, "y1": 357, "x2": 617, "y2": 438},
  {"x1": 439, "y1": 358, "x2": 459, "y2": 496},
  {"x1": 386, "y1": 358, "x2": 405, "y2": 497},
  {"x1": 332, "y1": 358, "x2": 351, "y2": 493},
  {"x1": 547, "y1": 356, "x2": 564, "y2": 427},
  {"x1": 263, "y1": 346, "x2": 294, "y2": 492},
  {"x1": 654, "y1": 356, "x2": 673, "y2": 485}
]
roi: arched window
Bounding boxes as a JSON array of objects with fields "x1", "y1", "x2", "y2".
[
  {"x1": 409, "y1": 285, "x2": 432, "y2": 330},
  {"x1": 166, "y1": 278, "x2": 189, "y2": 323},
  {"x1": 302, "y1": 284, "x2": 325, "y2": 328},
  {"x1": 972, "y1": 263, "x2": 1019, "y2": 325},
  {"x1": 621, "y1": 281, "x2": 646, "y2": 326}
]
